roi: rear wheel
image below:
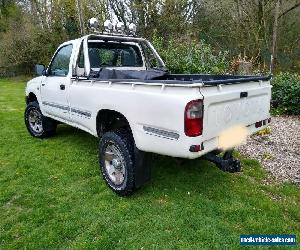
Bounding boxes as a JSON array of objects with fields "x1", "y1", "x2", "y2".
[
  {"x1": 99, "y1": 129, "x2": 135, "y2": 196},
  {"x1": 24, "y1": 101, "x2": 57, "y2": 138}
]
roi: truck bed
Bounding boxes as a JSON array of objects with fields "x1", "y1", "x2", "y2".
[
  {"x1": 89, "y1": 68, "x2": 271, "y2": 86},
  {"x1": 157, "y1": 74, "x2": 272, "y2": 85}
]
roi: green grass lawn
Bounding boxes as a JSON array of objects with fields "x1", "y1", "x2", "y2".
[{"x1": 0, "y1": 79, "x2": 299, "y2": 249}]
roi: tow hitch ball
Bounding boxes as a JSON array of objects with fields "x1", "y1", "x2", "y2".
[{"x1": 203, "y1": 150, "x2": 241, "y2": 173}]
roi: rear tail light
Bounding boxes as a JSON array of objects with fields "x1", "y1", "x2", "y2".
[{"x1": 185, "y1": 100, "x2": 203, "y2": 137}]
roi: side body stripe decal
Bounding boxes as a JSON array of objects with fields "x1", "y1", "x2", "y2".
[{"x1": 42, "y1": 102, "x2": 91, "y2": 118}]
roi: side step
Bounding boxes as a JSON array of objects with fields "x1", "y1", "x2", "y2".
[{"x1": 203, "y1": 150, "x2": 241, "y2": 173}]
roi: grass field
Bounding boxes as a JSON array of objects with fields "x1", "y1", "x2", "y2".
[{"x1": 0, "y1": 79, "x2": 299, "y2": 249}]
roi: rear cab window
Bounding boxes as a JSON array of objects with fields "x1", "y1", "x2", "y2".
[{"x1": 78, "y1": 41, "x2": 144, "y2": 71}]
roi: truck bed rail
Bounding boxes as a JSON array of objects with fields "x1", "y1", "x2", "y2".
[{"x1": 73, "y1": 74, "x2": 272, "y2": 88}]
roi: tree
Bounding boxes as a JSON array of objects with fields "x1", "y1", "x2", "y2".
[{"x1": 271, "y1": 0, "x2": 281, "y2": 73}]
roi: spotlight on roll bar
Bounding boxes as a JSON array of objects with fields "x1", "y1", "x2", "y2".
[
  {"x1": 88, "y1": 18, "x2": 137, "y2": 36},
  {"x1": 88, "y1": 17, "x2": 99, "y2": 30},
  {"x1": 104, "y1": 20, "x2": 113, "y2": 32},
  {"x1": 128, "y1": 23, "x2": 136, "y2": 35},
  {"x1": 116, "y1": 22, "x2": 125, "y2": 33}
]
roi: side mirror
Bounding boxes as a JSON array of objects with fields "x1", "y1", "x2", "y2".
[{"x1": 35, "y1": 64, "x2": 46, "y2": 76}]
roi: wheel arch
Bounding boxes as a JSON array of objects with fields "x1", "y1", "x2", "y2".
[
  {"x1": 26, "y1": 92, "x2": 38, "y2": 105},
  {"x1": 96, "y1": 109, "x2": 133, "y2": 138}
]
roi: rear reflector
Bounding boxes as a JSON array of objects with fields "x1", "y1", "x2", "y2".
[
  {"x1": 256, "y1": 118, "x2": 271, "y2": 128},
  {"x1": 185, "y1": 100, "x2": 203, "y2": 137},
  {"x1": 255, "y1": 121, "x2": 262, "y2": 128},
  {"x1": 189, "y1": 145, "x2": 201, "y2": 152},
  {"x1": 189, "y1": 143, "x2": 204, "y2": 152}
]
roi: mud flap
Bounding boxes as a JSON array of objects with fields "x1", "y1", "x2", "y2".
[
  {"x1": 203, "y1": 150, "x2": 241, "y2": 173},
  {"x1": 134, "y1": 147, "x2": 152, "y2": 188}
]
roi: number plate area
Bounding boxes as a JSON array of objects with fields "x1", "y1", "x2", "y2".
[{"x1": 204, "y1": 94, "x2": 270, "y2": 140}]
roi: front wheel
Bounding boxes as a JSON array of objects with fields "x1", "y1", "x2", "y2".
[
  {"x1": 99, "y1": 129, "x2": 136, "y2": 196},
  {"x1": 24, "y1": 101, "x2": 57, "y2": 138}
]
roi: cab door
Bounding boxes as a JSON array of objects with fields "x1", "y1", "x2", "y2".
[{"x1": 40, "y1": 44, "x2": 73, "y2": 121}]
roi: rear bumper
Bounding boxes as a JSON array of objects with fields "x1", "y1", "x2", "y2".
[
  {"x1": 186, "y1": 121, "x2": 270, "y2": 159},
  {"x1": 135, "y1": 119, "x2": 270, "y2": 159}
]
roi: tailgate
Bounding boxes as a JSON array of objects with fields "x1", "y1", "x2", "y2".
[{"x1": 200, "y1": 80, "x2": 271, "y2": 141}]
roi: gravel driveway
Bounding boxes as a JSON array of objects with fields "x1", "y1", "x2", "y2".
[{"x1": 238, "y1": 116, "x2": 300, "y2": 185}]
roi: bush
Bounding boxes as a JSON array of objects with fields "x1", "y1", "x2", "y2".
[
  {"x1": 0, "y1": 17, "x2": 67, "y2": 76},
  {"x1": 271, "y1": 72, "x2": 300, "y2": 115},
  {"x1": 152, "y1": 36, "x2": 229, "y2": 74}
]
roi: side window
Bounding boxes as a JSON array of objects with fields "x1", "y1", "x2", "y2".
[{"x1": 49, "y1": 44, "x2": 73, "y2": 76}]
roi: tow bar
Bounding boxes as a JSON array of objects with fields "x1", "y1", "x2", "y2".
[{"x1": 203, "y1": 150, "x2": 241, "y2": 173}]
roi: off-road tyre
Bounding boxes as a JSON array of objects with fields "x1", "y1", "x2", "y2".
[
  {"x1": 24, "y1": 101, "x2": 57, "y2": 138},
  {"x1": 99, "y1": 129, "x2": 136, "y2": 196}
]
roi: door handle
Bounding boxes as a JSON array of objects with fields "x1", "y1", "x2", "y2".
[
  {"x1": 60, "y1": 84, "x2": 65, "y2": 90},
  {"x1": 240, "y1": 92, "x2": 248, "y2": 98}
]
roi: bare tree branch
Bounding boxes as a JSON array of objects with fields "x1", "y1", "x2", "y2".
[{"x1": 278, "y1": 2, "x2": 300, "y2": 19}]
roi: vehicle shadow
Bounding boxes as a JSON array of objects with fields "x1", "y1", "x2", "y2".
[{"x1": 54, "y1": 124, "x2": 236, "y2": 198}]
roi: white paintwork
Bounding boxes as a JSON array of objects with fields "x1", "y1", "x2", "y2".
[{"x1": 25, "y1": 34, "x2": 271, "y2": 159}]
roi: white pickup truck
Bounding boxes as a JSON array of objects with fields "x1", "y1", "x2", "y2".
[{"x1": 25, "y1": 29, "x2": 271, "y2": 196}]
